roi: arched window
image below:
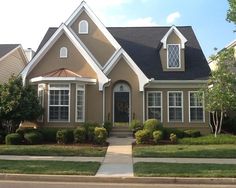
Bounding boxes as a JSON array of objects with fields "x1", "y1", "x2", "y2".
[
  {"x1": 78, "y1": 20, "x2": 88, "y2": 34},
  {"x1": 60, "y1": 47, "x2": 68, "y2": 58}
]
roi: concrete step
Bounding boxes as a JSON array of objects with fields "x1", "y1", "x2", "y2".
[
  {"x1": 110, "y1": 131, "x2": 133, "y2": 138},
  {"x1": 112, "y1": 127, "x2": 131, "y2": 132}
]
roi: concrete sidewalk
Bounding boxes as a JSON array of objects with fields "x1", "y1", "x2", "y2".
[{"x1": 95, "y1": 137, "x2": 135, "y2": 177}]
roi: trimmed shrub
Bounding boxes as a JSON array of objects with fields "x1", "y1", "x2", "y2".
[
  {"x1": 5, "y1": 133, "x2": 22, "y2": 145},
  {"x1": 170, "y1": 133, "x2": 177, "y2": 143},
  {"x1": 94, "y1": 127, "x2": 108, "y2": 145},
  {"x1": 129, "y1": 119, "x2": 143, "y2": 132},
  {"x1": 74, "y1": 127, "x2": 86, "y2": 143},
  {"x1": 103, "y1": 121, "x2": 113, "y2": 135},
  {"x1": 39, "y1": 128, "x2": 59, "y2": 143},
  {"x1": 0, "y1": 130, "x2": 6, "y2": 144},
  {"x1": 184, "y1": 130, "x2": 201, "y2": 138},
  {"x1": 24, "y1": 132, "x2": 43, "y2": 145},
  {"x1": 135, "y1": 129, "x2": 151, "y2": 144},
  {"x1": 56, "y1": 129, "x2": 70, "y2": 144},
  {"x1": 84, "y1": 122, "x2": 99, "y2": 142},
  {"x1": 66, "y1": 129, "x2": 74, "y2": 143},
  {"x1": 153, "y1": 130, "x2": 163, "y2": 144},
  {"x1": 143, "y1": 119, "x2": 162, "y2": 133},
  {"x1": 163, "y1": 128, "x2": 186, "y2": 139}
]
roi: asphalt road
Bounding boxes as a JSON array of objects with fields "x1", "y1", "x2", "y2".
[{"x1": 0, "y1": 181, "x2": 236, "y2": 188}]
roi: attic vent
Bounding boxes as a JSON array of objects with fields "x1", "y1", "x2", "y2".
[
  {"x1": 78, "y1": 20, "x2": 88, "y2": 34},
  {"x1": 60, "y1": 47, "x2": 68, "y2": 58}
]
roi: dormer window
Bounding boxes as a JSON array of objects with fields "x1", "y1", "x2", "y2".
[
  {"x1": 167, "y1": 44, "x2": 180, "y2": 68},
  {"x1": 60, "y1": 47, "x2": 68, "y2": 58},
  {"x1": 78, "y1": 20, "x2": 88, "y2": 34}
]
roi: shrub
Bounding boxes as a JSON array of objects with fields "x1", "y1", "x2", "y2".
[
  {"x1": 143, "y1": 119, "x2": 162, "y2": 133},
  {"x1": 24, "y1": 132, "x2": 43, "y2": 145},
  {"x1": 135, "y1": 129, "x2": 151, "y2": 144},
  {"x1": 74, "y1": 127, "x2": 86, "y2": 143},
  {"x1": 66, "y1": 129, "x2": 74, "y2": 143},
  {"x1": 129, "y1": 119, "x2": 143, "y2": 132},
  {"x1": 153, "y1": 130, "x2": 164, "y2": 144},
  {"x1": 170, "y1": 133, "x2": 177, "y2": 144},
  {"x1": 163, "y1": 128, "x2": 186, "y2": 139},
  {"x1": 0, "y1": 130, "x2": 6, "y2": 144},
  {"x1": 103, "y1": 121, "x2": 113, "y2": 135},
  {"x1": 56, "y1": 129, "x2": 70, "y2": 144},
  {"x1": 94, "y1": 127, "x2": 108, "y2": 145},
  {"x1": 39, "y1": 128, "x2": 59, "y2": 143},
  {"x1": 84, "y1": 122, "x2": 99, "y2": 142},
  {"x1": 5, "y1": 133, "x2": 22, "y2": 145},
  {"x1": 222, "y1": 116, "x2": 236, "y2": 134},
  {"x1": 184, "y1": 130, "x2": 201, "y2": 138}
]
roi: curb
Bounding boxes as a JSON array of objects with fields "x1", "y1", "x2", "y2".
[{"x1": 0, "y1": 174, "x2": 235, "y2": 185}]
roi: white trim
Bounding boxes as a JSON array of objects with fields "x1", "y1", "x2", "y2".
[
  {"x1": 188, "y1": 91, "x2": 205, "y2": 123},
  {"x1": 30, "y1": 76, "x2": 96, "y2": 83},
  {"x1": 146, "y1": 91, "x2": 163, "y2": 122},
  {"x1": 142, "y1": 91, "x2": 145, "y2": 123},
  {"x1": 37, "y1": 84, "x2": 45, "y2": 122},
  {"x1": 149, "y1": 80, "x2": 208, "y2": 84},
  {"x1": 167, "y1": 91, "x2": 184, "y2": 123},
  {"x1": 21, "y1": 24, "x2": 109, "y2": 90},
  {"x1": 167, "y1": 44, "x2": 181, "y2": 69},
  {"x1": 59, "y1": 47, "x2": 68, "y2": 58},
  {"x1": 75, "y1": 84, "x2": 85, "y2": 123},
  {"x1": 104, "y1": 49, "x2": 149, "y2": 91},
  {"x1": 78, "y1": 20, "x2": 89, "y2": 34},
  {"x1": 161, "y1": 25, "x2": 187, "y2": 49},
  {"x1": 65, "y1": 1, "x2": 121, "y2": 50},
  {"x1": 48, "y1": 83, "x2": 70, "y2": 123}
]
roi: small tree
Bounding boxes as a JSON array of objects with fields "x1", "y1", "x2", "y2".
[
  {"x1": 205, "y1": 48, "x2": 236, "y2": 137},
  {"x1": 0, "y1": 76, "x2": 43, "y2": 133},
  {"x1": 227, "y1": 0, "x2": 236, "y2": 25}
]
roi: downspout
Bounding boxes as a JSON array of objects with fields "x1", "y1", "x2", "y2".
[{"x1": 102, "y1": 79, "x2": 111, "y2": 124}]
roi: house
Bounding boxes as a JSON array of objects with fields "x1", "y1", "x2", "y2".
[
  {"x1": 21, "y1": 1, "x2": 211, "y2": 133},
  {"x1": 0, "y1": 44, "x2": 28, "y2": 84}
]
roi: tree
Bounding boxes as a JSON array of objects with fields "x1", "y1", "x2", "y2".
[
  {"x1": 0, "y1": 76, "x2": 43, "y2": 133},
  {"x1": 227, "y1": 0, "x2": 236, "y2": 25},
  {"x1": 204, "y1": 48, "x2": 236, "y2": 137}
]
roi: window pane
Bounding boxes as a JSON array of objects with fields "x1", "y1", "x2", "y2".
[
  {"x1": 49, "y1": 106, "x2": 59, "y2": 121},
  {"x1": 190, "y1": 108, "x2": 203, "y2": 121},
  {"x1": 60, "y1": 107, "x2": 69, "y2": 121},
  {"x1": 148, "y1": 108, "x2": 161, "y2": 120},
  {"x1": 77, "y1": 90, "x2": 84, "y2": 121},
  {"x1": 148, "y1": 93, "x2": 161, "y2": 106},
  {"x1": 169, "y1": 108, "x2": 182, "y2": 121},
  {"x1": 169, "y1": 92, "x2": 182, "y2": 107},
  {"x1": 77, "y1": 106, "x2": 83, "y2": 120},
  {"x1": 168, "y1": 45, "x2": 180, "y2": 68}
]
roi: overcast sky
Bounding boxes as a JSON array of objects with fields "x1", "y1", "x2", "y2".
[{"x1": 0, "y1": 0, "x2": 235, "y2": 58}]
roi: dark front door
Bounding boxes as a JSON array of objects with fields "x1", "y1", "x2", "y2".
[{"x1": 114, "y1": 92, "x2": 129, "y2": 122}]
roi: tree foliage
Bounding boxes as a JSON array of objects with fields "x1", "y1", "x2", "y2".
[
  {"x1": 204, "y1": 48, "x2": 236, "y2": 137},
  {"x1": 227, "y1": 0, "x2": 236, "y2": 25},
  {"x1": 0, "y1": 76, "x2": 43, "y2": 133}
]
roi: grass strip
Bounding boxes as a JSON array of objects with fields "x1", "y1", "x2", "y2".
[
  {"x1": 134, "y1": 162, "x2": 236, "y2": 177},
  {"x1": 133, "y1": 144, "x2": 236, "y2": 158},
  {"x1": 0, "y1": 145, "x2": 107, "y2": 157},
  {"x1": 0, "y1": 160, "x2": 100, "y2": 175}
]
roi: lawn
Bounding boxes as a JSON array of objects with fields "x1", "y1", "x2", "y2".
[
  {"x1": 133, "y1": 144, "x2": 236, "y2": 158},
  {"x1": 0, "y1": 145, "x2": 107, "y2": 157},
  {"x1": 0, "y1": 160, "x2": 100, "y2": 175},
  {"x1": 134, "y1": 162, "x2": 236, "y2": 177}
]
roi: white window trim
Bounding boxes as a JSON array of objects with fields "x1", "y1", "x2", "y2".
[
  {"x1": 167, "y1": 44, "x2": 181, "y2": 69},
  {"x1": 60, "y1": 47, "x2": 68, "y2": 58},
  {"x1": 75, "y1": 84, "x2": 85, "y2": 123},
  {"x1": 37, "y1": 84, "x2": 45, "y2": 122},
  {"x1": 146, "y1": 91, "x2": 163, "y2": 122},
  {"x1": 78, "y1": 20, "x2": 89, "y2": 34},
  {"x1": 48, "y1": 83, "x2": 70, "y2": 123},
  {"x1": 188, "y1": 91, "x2": 205, "y2": 123},
  {"x1": 167, "y1": 91, "x2": 184, "y2": 123}
]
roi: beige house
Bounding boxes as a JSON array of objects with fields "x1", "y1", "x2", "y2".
[
  {"x1": 21, "y1": 2, "x2": 211, "y2": 133},
  {"x1": 0, "y1": 44, "x2": 28, "y2": 84}
]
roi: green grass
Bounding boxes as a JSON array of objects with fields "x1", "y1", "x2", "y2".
[
  {"x1": 0, "y1": 145, "x2": 107, "y2": 157},
  {"x1": 134, "y1": 162, "x2": 236, "y2": 177},
  {"x1": 0, "y1": 160, "x2": 100, "y2": 175},
  {"x1": 178, "y1": 134, "x2": 236, "y2": 145},
  {"x1": 133, "y1": 144, "x2": 236, "y2": 158}
]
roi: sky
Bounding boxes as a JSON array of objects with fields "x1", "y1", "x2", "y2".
[{"x1": 0, "y1": 0, "x2": 235, "y2": 58}]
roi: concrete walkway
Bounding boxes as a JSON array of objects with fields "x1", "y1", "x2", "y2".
[{"x1": 95, "y1": 137, "x2": 135, "y2": 177}]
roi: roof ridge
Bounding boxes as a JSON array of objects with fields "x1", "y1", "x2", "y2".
[{"x1": 107, "y1": 26, "x2": 192, "y2": 29}]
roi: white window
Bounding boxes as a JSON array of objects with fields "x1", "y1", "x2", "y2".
[
  {"x1": 168, "y1": 91, "x2": 183, "y2": 122},
  {"x1": 60, "y1": 47, "x2": 68, "y2": 58},
  {"x1": 78, "y1": 20, "x2": 88, "y2": 34},
  {"x1": 147, "y1": 92, "x2": 162, "y2": 121},
  {"x1": 76, "y1": 85, "x2": 85, "y2": 122},
  {"x1": 38, "y1": 84, "x2": 45, "y2": 122},
  {"x1": 48, "y1": 84, "x2": 70, "y2": 122},
  {"x1": 189, "y1": 91, "x2": 204, "y2": 122},
  {"x1": 167, "y1": 44, "x2": 180, "y2": 68}
]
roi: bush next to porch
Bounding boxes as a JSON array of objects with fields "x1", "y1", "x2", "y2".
[
  {"x1": 74, "y1": 127, "x2": 86, "y2": 143},
  {"x1": 94, "y1": 127, "x2": 108, "y2": 145}
]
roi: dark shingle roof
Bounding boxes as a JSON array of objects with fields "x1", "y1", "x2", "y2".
[
  {"x1": 36, "y1": 26, "x2": 210, "y2": 80},
  {"x1": 0, "y1": 44, "x2": 19, "y2": 59}
]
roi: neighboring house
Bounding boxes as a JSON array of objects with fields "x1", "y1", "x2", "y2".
[
  {"x1": 208, "y1": 39, "x2": 236, "y2": 71},
  {"x1": 0, "y1": 44, "x2": 28, "y2": 84},
  {"x1": 21, "y1": 2, "x2": 211, "y2": 133}
]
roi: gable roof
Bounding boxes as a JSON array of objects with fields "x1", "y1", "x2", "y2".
[{"x1": 0, "y1": 44, "x2": 20, "y2": 59}]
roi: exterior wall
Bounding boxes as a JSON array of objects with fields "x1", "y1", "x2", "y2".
[
  {"x1": 145, "y1": 87, "x2": 210, "y2": 134},
  {"x1": 71, "y1": 11, "x2": 116, "y2": 67},
  {"x1": 27, "y1": 33, "x2": 97, "y2": 79},
  {"x1": 0, "y1": 49, "x2": 27, "y2": 84},
  {"x1": 160, "y1": 31, "x2": 185, "y2": 72},
  {"x1": 106, "y1": 57, "x2": 143, "y2": 123}
]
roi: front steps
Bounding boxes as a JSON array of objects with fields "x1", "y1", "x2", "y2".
[{"x1": 110, "y1": 126, "x2": 133, "y2": 138}]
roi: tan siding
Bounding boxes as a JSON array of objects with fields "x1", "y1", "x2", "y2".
[
  {"x1": 0, "y1": 49, "x2": 26, "y2": 84},
  {"x1": 71, "y1": 11, "x2": 116, "y2": 67}
]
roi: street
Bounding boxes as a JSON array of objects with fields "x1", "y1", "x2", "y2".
[{"x1": 0, "y1": 181, "x2": 235, "y2": 188}]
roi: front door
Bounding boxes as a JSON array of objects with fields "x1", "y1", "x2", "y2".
[{"x1": 114, "y1": 92, "x2": 129, "y2": 123}]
